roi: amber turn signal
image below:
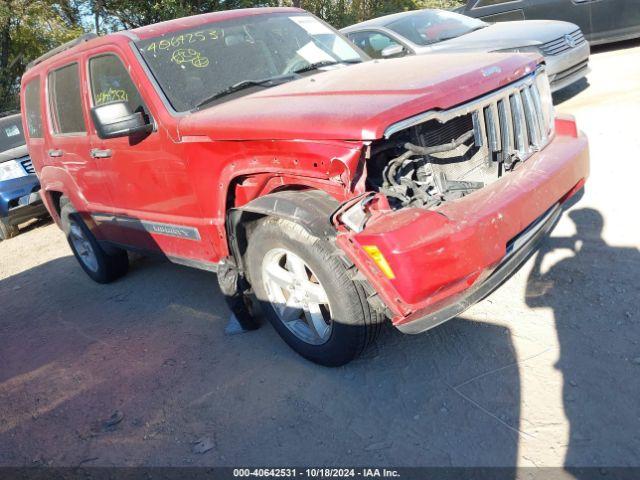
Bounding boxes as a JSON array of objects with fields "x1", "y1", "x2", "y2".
[{"x1": 362, "y1": 245, "x2": 396, "y2": 280}]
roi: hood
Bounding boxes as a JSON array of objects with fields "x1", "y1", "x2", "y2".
[
  {"x1": 430, "y1": 20, "x2": 578, "y2": 53},
  {"x1": 178, "y1": 52, "x2": 539, "y2": 142},
  {"x1": 0, "y1": 144, "x2": 28, "y2": 164}
]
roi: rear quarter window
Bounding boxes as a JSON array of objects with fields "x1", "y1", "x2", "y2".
[
  {"x1": 0, "y1": 116, "x2": 25, "y2": 152},
  {"x1": 24, "y1": 79, "x2": 44, "y2": 138},
  {"x1": 48, "y1": 63, "x2": 87, "y2": 135}
]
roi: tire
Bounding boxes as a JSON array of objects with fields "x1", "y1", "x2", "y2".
[
  {"x1": 0, "y1": 217, "x2": 19, "y2": 241},
  {"x1": 60, "y1": 200, "x2": 129, "y2": 283},
  {"x1": 246, "y1": 217, "x2": 382, "y2": 367}
]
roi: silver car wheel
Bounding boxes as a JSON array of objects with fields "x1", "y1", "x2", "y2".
[
  {"x1": 261, "y1": 248, "x2": 332, "y2": 345},
  {"x1": 69, "y1": 219, "x2": 99, "y2": 273}
]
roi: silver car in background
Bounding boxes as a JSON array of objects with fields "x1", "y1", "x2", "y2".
[{"x1": 341, "y1": 9, "x2": 590, "y2": 92}]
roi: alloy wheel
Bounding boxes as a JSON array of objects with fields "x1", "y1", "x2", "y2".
[
  {"x1": 261, "y1": 248, "x2": 332, "y2": 345},
  {"x1": 68, "y1": 218, "x2": 99, "y2": 273}
]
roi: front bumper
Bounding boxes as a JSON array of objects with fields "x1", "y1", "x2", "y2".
[
  {"x1": 0, "y1": 175, "x2": 48, "y2": 225},
  {"x1": 395, "y1": 203, "x2": 562, "y2": 333},
  {"x1": 549, "y1": 60, "x2": 590, "y2": 93},
  {"x1": 545, "y1": 41, "x2": 590, "y2": 92},
  {"x1": 336, "y1": 119, "x2": 589, "y2": 333}
]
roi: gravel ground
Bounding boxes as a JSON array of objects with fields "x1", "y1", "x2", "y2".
[{"x1": 1, "y1": 40, "x2": 639, "y2": 469}]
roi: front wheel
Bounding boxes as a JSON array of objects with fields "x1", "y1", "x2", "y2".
[
  {"x1": 246, "y1": 217, "x2": 382, "y2": 367},
  {"x1": 60, "y1": 200, "x2": 129, "y2": 283}
]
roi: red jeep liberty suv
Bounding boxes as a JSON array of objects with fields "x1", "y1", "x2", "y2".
[{"x1": 21, "y1": 8, "x2": 589, "y2": 366}]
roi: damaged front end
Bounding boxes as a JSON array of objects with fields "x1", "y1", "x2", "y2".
[
  {"x1": 351, "y1": 67, "x2": 555, "y2": 219},
  {"x1": 333, "y1": 67, "x2": 589, "y2": 332}
]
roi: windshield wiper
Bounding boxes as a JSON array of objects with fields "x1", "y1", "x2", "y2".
[
  {"x1": 194, "y1": 73, "x2": 299, "y2": 110},
  {"x1": 435, "y1": 26, "x2": 488, "y2": 43},
  {"x1": 454, "y1": 25, "x2": 487, "y2": 38},
  {"x1": 292, "y1": 59, "x2": 362, "y2": 74}
]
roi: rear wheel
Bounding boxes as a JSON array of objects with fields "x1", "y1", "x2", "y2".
[
  {"x1": 0, "y1": 217, "x2": 19, "y2": 241},
  {"x1": 246, "y1": 217, "x2": 382, "y2": 367},
  {"x1": 60, "y1": 200, "x2": 128, "y2": 283}
]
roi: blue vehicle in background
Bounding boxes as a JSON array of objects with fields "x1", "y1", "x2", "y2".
[{"x1": 0, "y1": 112, "x2": 48, "y2": 241}]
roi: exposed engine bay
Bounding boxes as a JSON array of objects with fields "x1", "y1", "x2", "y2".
[
  {"x1": 366, "y1": 114, "x2": 502, "y2": 210},
  {"x1": 364, "y1": 69, "x2": 555, "y2": 211}
]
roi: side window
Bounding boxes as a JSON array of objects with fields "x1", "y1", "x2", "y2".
[
  {"x1": 24, "y1": 78, "x2": 43, "y2": 138},
  {"x1": 348, "y1": 31, "x2": 403, "y2": 59},
  {"x1": 89, "y1": 54, "x2": 147, "y2": 115},
  {"x1": 48, "y1": 63, "x2": 87, "y2": 134}
]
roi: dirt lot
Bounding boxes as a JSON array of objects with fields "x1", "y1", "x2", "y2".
[{"x1": 1, "y1": 41, "x2": 639, "y2": 469}]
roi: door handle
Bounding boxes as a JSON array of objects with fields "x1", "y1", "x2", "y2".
[
  {"x1": 90, "y1": 148, "x2": 112, "y2": 159},
  {"x1": 48, "y1": 149, "x2": 63, "y2": 158}
]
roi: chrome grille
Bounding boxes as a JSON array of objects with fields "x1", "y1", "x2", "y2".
[
  {"x1": 540, "y1": 29, "x2": 586, "y2": 56},
  {"x1": 476, "y1": 73, "x2": 552, "y2": 162},
  {"x1": 20, "y1": 157, "x2": 35, "y2": 174}
]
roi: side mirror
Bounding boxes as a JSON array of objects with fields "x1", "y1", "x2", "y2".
[
  {"x1": 381, "y1": 44, "x2": 406, "y2": 58},
  {"x1": 90, "y1": 101, "x2": 152, "y2": 140}
]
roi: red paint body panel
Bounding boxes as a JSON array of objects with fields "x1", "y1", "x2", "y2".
[
  {"x1": 337, "y1": 124, "x2": 589, "y2": 326},
  {"x1": 181, "y1": 139, "x2": 362, "y2": 258},
  {"x1": 179, "y1": 53, "x2": 540, "y2": 141}
]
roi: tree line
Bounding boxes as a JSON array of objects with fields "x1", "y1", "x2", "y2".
[{"x1": 0, "y1": 0, "x2": 463, "y2": 112}]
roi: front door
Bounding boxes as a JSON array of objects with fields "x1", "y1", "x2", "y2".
[{"x1": 85, "y1": 50, "x2": 203, "y2": 258}]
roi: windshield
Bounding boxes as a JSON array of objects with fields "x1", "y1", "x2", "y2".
[
  {"x1": 387, "y1": 10, "x2": 486, "y2": 46},
  {"x1": 0, "y1": 115, "x2": 25, "y2": 153},
  {"x1": 135, "y1": 13, "x2": 365, "y2": 112}
]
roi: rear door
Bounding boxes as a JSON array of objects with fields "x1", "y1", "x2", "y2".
[
  {"x1": 522, "y1": 0, "x2": 593, "y2": 37},
  {"x1": 45, "y1": 58, "x2": 115, "y2": 233},
  {"x1": 587, "y1": 0, "x2": 640, "y2": 44}
]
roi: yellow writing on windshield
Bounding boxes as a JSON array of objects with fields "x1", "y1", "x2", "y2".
[
  {"x1": 171, "y1": 48, "x2": 210, "y2": 68},
  {"x1": 145, "y1": 30, "x2": 220, "y2": 53}
]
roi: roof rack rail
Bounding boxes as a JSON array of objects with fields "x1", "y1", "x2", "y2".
[{"x1": 26, "y1": 33, "x2": 98, "y2": 71}]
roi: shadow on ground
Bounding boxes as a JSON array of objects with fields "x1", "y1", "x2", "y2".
[
  {"x1": 1, "y1": 203, "x2": 638, "y2": 468},
  {"x1": 554, "y1": 78, "x2": 590, "y2": 105},
  {"x1": 0, "y1": 249, "x2": 521, "y2": 468},
  {"x1": 526, "y1": 207, "x2": 640, "y2": 470},
  {"x1": 590, "y1": 37, "x2": 640, "y2": 55}
]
